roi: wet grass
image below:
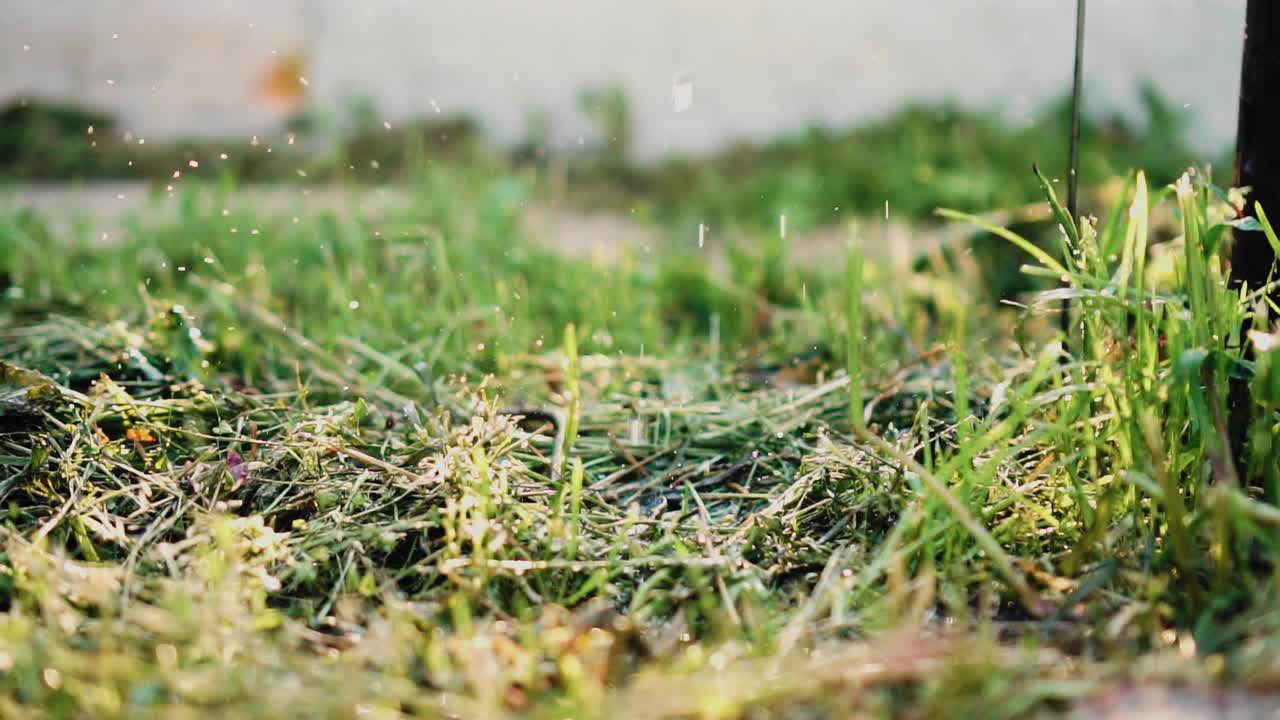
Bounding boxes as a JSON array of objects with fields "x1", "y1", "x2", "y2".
[{"x1": 1, "y1": 162, "x2": 1279, "y2": 718}]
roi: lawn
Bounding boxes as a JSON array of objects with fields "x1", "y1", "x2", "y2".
[{"x1": 2, "y1": 146, "x2": 1280, "y2": 717}]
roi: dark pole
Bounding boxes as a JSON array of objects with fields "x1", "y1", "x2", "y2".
[
  {"x1": 1230, "y1": 1, "x2": 1280, "y2": 483},
  {"x1": 1233, "y1": 2, "x2": 1279, "y2": 300},
  {"x1": 1063, "y1": 0, "x2": 1087, "y2": 334}
]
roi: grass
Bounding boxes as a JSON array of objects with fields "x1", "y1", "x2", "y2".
[{"x1": 1, "y1": 151, "x2": 1280, "y2": 718}]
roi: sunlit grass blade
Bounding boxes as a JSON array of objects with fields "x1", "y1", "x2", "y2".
[{"x1": 935, "y1": 208, "x2": 1071, "y2": 279}]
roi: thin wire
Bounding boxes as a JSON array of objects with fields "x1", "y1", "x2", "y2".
[
  {"x1": 1063, "y1": 0, "x2": 1087, "y2": 334},
  {"x1": 1068, "y1": 0, "x2": 1086, "y2": 221}
]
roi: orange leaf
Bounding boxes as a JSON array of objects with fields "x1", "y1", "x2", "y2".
[{"x1": 126, "y1": 427, "x2": 156, "y2": 443}]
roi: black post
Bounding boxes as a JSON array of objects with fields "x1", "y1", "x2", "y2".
[
  {"x1": 1230, "y1": 1, "x2": 1280, "y2": 480},
  {"x1": 1234, "y1": 2, "x2": 1280, "y2": 297}
]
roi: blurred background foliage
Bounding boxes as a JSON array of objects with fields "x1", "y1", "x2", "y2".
[{"x1": 1, "y1": 82, "x2": 1221, "y2": 229}]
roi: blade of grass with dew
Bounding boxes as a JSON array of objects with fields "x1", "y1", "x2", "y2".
[
  {"x1": 846, "y1": 227, "x2": 865, "y2": 430},
  {"x1": 1256, "y1": 203, "x2": 1280, "y2": 262},
  {"x1": 561, "y1": 322, "x2": 581, "y2": 483}
]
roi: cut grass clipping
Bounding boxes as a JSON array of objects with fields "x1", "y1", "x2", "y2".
[{"x1": 1, "y1": 165, "x2": 1280, "y2": 717}]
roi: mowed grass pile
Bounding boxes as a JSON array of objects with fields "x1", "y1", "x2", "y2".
[{"x1": 1, "y1": 163, "x2": 1280, "y2": 718}]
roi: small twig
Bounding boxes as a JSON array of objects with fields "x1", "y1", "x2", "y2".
[
  {"x1": 293, "y1": 431, "x2": 434, "y2": 485},
  {"x1": 437, "y1": 555, "x2": 731, "y2": 573},
  {"x1": 686, "y1": 481, "x2": 743, "y2": 628}
]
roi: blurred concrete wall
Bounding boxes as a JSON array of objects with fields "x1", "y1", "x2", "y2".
[{"x1": 3, "y1": 1, "x2": 1246, "y2": 158}]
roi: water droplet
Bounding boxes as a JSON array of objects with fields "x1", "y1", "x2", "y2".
[{"x1": 672, "y1": 70, "x2": 694, "y2": 112}]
